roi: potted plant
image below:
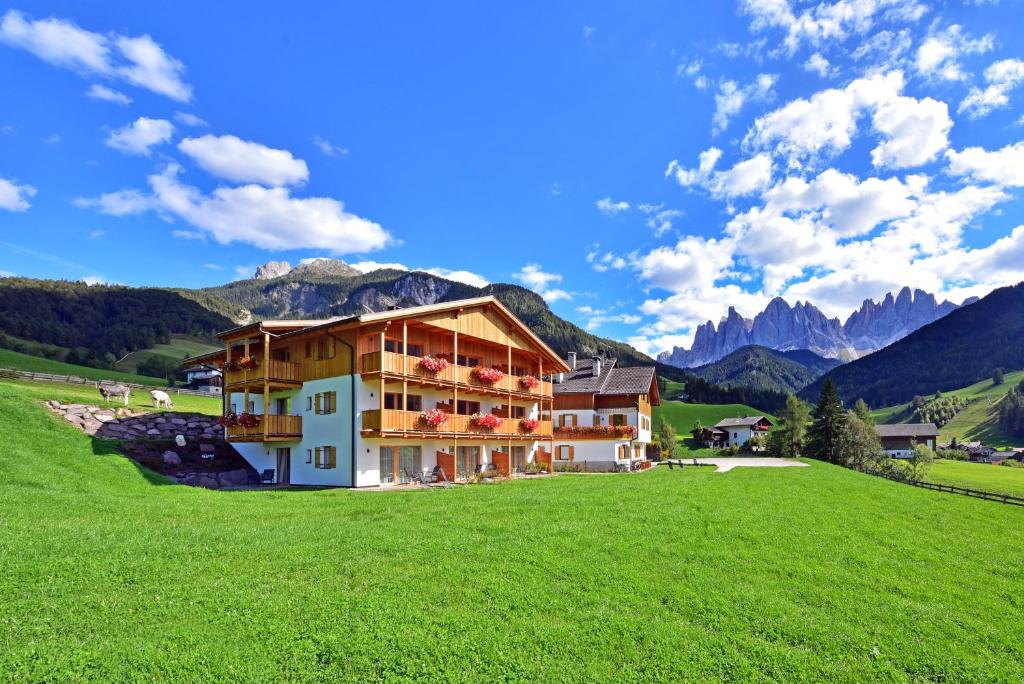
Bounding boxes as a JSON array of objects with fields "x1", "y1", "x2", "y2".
[
  {"x1": 219, "y1": 360, "x2": 238, "y2": 371},
  {"x1": 217, "y1": 411, "x2": 239, "y2": 428},
  {"x1": 519, "y1": 418, "x2": 540, "y2": 433},
  {"x1": 470, "y1": 412, "x2": 502, "y2": 430},
  {"x1": 237, "y1": 356, "x2": 259, "y2": 370},
  {"x1": 419, "y1": 356, "x2": 449, "y2": 373},
  {"x1": 237, "y1": 412, "x2": 260, "y2": 428},
  {"x1": 419, "y1": 408, "x2": 449, "y2": 428},
  {"x1": 471, "y1": 366, "x2": 504, "y2": 384},
  {"x1": 518, "y1": 375, "x2": 540, "y2": 390}
]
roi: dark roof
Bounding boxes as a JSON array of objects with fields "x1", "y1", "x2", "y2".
[
  {"x1": 875, "y1": 423, "x2": 939, "y2": 438},
  {"x1": 553, "y1": 358, "x2": 657, "y2": 397},
  {"x1": 714, "y1": 416, "x2": 772, "y2": 428}
]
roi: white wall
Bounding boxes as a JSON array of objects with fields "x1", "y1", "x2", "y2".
[{"x1": 553, "y1": 406, "x2": 653, "y2": 445}]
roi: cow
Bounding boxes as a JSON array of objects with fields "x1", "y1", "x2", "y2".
[
  {"x1": 98, "y1": 383, "x2": 131, "y2": 406},
  {"x1": 150, "y1": 389, "x2": 174, "y2": 409}
]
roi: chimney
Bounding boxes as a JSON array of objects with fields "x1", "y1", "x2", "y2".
[
  {"x1": 554, "y1": 372, "x2": 564, "y2": 383},
  {"x1": 567, "y1": 352, "x2": 577, "y2": 370},
  {"x1": 592, "y1": 357, "x2": 602, "y2": 377}
]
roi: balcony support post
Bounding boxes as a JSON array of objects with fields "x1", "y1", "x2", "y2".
[
  {"x1": 263, "y1": 331, "x2": 270, "y2": 441},
  {"x1": 242, "y1": 337, "x2": 250, "y2": 417},
  {"x1": 403, "y1": 320, "x2": 408, "y2": 432}
]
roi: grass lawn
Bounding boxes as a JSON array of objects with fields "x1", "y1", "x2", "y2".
[
  {"x1": 926, "y1": 459, "x2": 1024, "y2": 498},
  {"x1": 0, "y1": 347, "x2": 166, "y2": 386},
  {"x1": 114, "y1": 335, "x2": 218, "y2": 374},
  {"x1": 872, "y1": 369, "x2": 1024, "y2": 448},
  {"x1": 2, "y1": 378, "x2": 1022, "y2": 681},
  {"x1": 655, "y1": 401, "x2": 775, "y2": 455},
  {"x1": 1, "y1": 377, "x2": 222, "y2": 416}
]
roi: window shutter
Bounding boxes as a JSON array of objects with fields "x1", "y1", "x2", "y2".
[
  {"x1": 329, "y1": 392, "x2": 336, "y2": 413},
  {"x1": 568, "y1": 446, "x2": 574, "y2": 461},
  {"x1": 314, "y1": 446, "x2": 321, "y2": 467},
  {"x1": 329, "y1": 446, "x2": 336, "y2": 468}
]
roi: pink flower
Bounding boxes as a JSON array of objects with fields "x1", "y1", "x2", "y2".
[
  {"x1": 419, "y1": 356, "x2": 449, "y2": 373},
  {"x1": 419, "y1": 408, "x2": 449, "y2": 427},
  {"x1": 519, "y1": 418, "x2": 540, "y2": 432},
  {"x1": 519, "y1": 375, "x2": 540, "y2": 389},
  {"x1": 471, "y1": 412, "x2": 502, "y2": 429},
  {"x1": 471, "y1": 367, "x2": 505, "y2": 384}
]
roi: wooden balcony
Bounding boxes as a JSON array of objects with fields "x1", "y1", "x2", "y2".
[
  {"x1": 359, "y1": 351, "x2": 553, "y2": 397},
  {"x1": 552, "y1": 426, "x2": 638, "y2": 441},
  {"x1": 226, "y1": 414, "x2": 302, "y2": 442},
  {"x1": 362, "y1": 409, "x2": 552, "y2": 439},
  {"x1": 224, "y1": 359, "x2": 303, "y2": 389}
]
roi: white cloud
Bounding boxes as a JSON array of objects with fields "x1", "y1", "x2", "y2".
[
  {"x1": 915, "y1": 25, "x2": 993, "y2": 82},
  {"x1": 349, "y1": 260, "x2": 489, "y2": 288},
  {"x1": 350, "y1": 261, "x2": 410, "y2": 273},
  {"x1": 515, "y1": 264, "x2": 571, "y2": 302},
  {"x1": 577, "y1": 306, "x2": 642, "y2": 331},
  {"x1": 803, "y1": 52, "x2": 833, "y2": 77},
  {"x1": 946, "y1": 141, "x2": 1024, "y2": 187},
  {"x1": 666, "y1": 150, "x2": 772, "y2": 198},
  {"x1": 870, "y1": 95, "x2": 951, "y2": 168},
  {"x1": 73, "y1": 188, "x2": 152, "y2": 216},
  {"x1": 595, "y1": 196, "x2": 630, "y2": 215},
  {"x1": 712, "y1": 73, "x2": 777, "y2": 135},
  {"x1": 81, "y1": 275, "x2": 109, "y2": 286},
  {"x1": 104, "y1": 117, "x2": 174, "y2": 156},
  {"x1": 86, "y1": 84, "x2": 131, "y2": 105},
  {"x1": 88, "y1": 229, "x2": 105, "y2": 239},
  {"x1": 43, "y1": 133, "x2": 61, "y2": 145},
  {"x1": 312, "y1": 135, "x2": 349, "y2": 157},
  {"x1": 174, "y1": 112, "x2": 207, "y2": 127},
  {"x1": 0, "y1": 177, "x2": 36, "y2": 211},
  {"x1": 178, "y1": 135, "x2": 309, "y2": 186},
  {"x1": 959, "y1": 58, "x2": 1024, "y2": 118},
  {"x1": 143, "y1": 164, "x2": 390, "y2": 253},
  {"x1": 0, "y1": 10, "x2": 192, "y2": 102},
  {"x1": 586, "y1": 249, "x2": 628, "y2": 272},
  {"x1": 638, "y1": 204, "x2": 684, "y2": 237}
]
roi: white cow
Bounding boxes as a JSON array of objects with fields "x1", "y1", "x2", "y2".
[{"x1": 150, "y1": 389, "x2": 174, "y2": 409}]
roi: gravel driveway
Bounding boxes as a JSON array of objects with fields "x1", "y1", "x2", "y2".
[{"x1": 671, "y1": 457, "x2": 809, "y2": 473}]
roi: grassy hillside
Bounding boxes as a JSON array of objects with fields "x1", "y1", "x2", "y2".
[
  {"x1": 1, "y1": 380, "x2": 1022, "y2": 680},
  {"x1": 927, "y1": 460, "x2": 1024, "y2": 497},
  {"x1": 0, "y1": 348, "x2": 169, "y2": 386},
  {"x1": 114, "y1": 335, "x2": 218, "y2": 374},
  {"x1": 655, "y1": 401, "x2": 775, "y2": 454},
  {"x1": 872, "y1": 370, "x2": 1024, "y2": 448},
  {"x1": 3, "y1": 377, "x2": 221, "y2": 415}
]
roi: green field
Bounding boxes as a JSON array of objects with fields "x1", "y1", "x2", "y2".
[
  {"x1": 114, "y1": 335, "x2": 218, "y2": 374},
  {"x1": 872, "y1": 369, "x2": 1024, "y2": 448},
  {"x1": 926, "y1": 459, "x2": 1024, "y2": 497},
  {"x1": 2, "y1": 377, "x2": 222, "y2": 415},
  {"x1": 0, "y1": 347, "x2": 168, "y2": 386},
  {"x1": 2, "y1": 378, "x2": 1022, "y2": 680},
  {"x1": 655, "y1": 400, "x2": 775, "y2": 454}
]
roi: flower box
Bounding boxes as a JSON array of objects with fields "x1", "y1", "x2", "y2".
[
  {"x1": 237, "y1": 413, "x2": 260, "y2": 428},
  {"x1": 471, "y1": 367, "x2": 505, "y2": 384},
  {"x1": 419, "y1": 408, "x2": 448, "y2": 428},
  {"x1": 470, "y1": 412, "x2": 502, "y2": 430},
  {"x1": 518, "y1": 375, "x2": 540, "y2": 390},
  {"x1": 237, "y1": 356, "x2": 259, "y2": 370},
  {"x1": 219, "y1": 360, "x2": 238, "y2": 371},
  {"x1": 217, "y1": 411, "x2": 238, "y2": 428},
  {"x1": 419, "y1": 356, "x2": 449, "y2": 373},
  {"x1": 519, "y1": 418, "x2": 540, "y2": 432}
]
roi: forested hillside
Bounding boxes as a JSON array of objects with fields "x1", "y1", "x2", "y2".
[
  {"x1": 803, "y1": 282, "x2": 1024, "y2": 406},
  {"x1": 691, "y1": 345, "x2": 841, "y2": 394}
]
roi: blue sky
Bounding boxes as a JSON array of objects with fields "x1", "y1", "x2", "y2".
[{"x1": 2, "y1": 1, "x2": 1024, "y2": 358}]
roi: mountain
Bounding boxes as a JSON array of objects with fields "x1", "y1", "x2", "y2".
[
  {"x1": 690, "y1": 345, "x2": 843, "y2": 394},
  {"x1": 658, "y1": 287, "x2": 964, "y2": 368},
  {"x1": 800, "y1": 282, "x2": 1024, "y2": 407}
]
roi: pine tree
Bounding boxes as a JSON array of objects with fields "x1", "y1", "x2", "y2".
[
  {"x1": 807, "y1": 379, "x2": 846, "y2": 463},
  {"x1": 853, "y1": 398, "x2": 873, "y2": 426}
]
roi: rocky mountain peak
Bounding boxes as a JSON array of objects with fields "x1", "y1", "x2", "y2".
[
  {"x1": 253, "y1": 261, "x2": 292, "y2": 280},
  {"x1": 291, "y1": 258, "x2": 361, "y2": 279}
]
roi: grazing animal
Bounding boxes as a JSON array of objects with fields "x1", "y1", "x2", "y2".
[
  {"x1": 98, "y1": 383, "x2": 131, "y2": 406},
  {"x1": 150, "y1": 389, "x2": 174, "y2": 409}
]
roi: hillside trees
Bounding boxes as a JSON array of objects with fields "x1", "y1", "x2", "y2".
[
  {"x1": 807, "y1": 380, "x2": 846, "y2": 463},
  {"x1": 839, "y1": 412, "x2": 885, "y2": 471},
  {"x1": 768, "y1": 394, "x2": 811, "y2": 458},
  {"x1": 998, "y1": 385, "x2": 1024, "y2": 437},
  {"x1": 912, "y1": 394, "x2": 968, "y2": 427}
]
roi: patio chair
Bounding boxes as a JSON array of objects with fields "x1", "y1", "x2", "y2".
[
  {"x1": 259, "y1": 468, "x2": 275, "y2": 484},
  {"x1": 431, "y1": 465, "x2": 451, "y2": 487}
]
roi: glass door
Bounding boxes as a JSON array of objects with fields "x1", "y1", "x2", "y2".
[
  {"x1": 380, "y1": 446, "x2": 422, "y2": 484},
  {"x1": 510, "y1": 446, "x2": 526, "y2": 474},
  {"x1": 456, "y1": 446, "x2": 480, "y2": 480}
]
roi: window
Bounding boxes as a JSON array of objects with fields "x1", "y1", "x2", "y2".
[
  {"x1": 510, "y1": 445, "x2": 526, "y2": 474},
  {"x1": 407, "y1": 343, "x2": 423, "y2": 357},
  {"x1": 306, "y1": 448, "x2": 313, "y2": 464},
  {"x1": 611, "y1": 414, "x2": 627, "y2": 427},
  {"x1": 406, "y1": 395, "x2": 422, "y2": 412},
  {"x1": 379, "y1": 446, "x2": 422, "y2": 484},
  {"x1": 306, "y1": 396, "x2": 313, "y2": 411},
  {"x1": 309, "y1": 338, "x2": 336, "y2": 361},
  {"x1": 456, "y1": 354, "x2": 480, "y2": 367},
  {"x1": 559, "y1": 414, "x2": 577, "y2": 428},
  {"x1": 230, "y1": 403, "x2": 237, "y2": 414},
  {"x1": 454, "y1": 446, "x2": 480, "y2": 480},
  {"x1": 305, "y1": 341, "x2": 312, "y2": 359},
  {"x1": 457, "y1": 400, "x2": 481, "y2": 415},
  {"x1": 272, "y1": 349, "x2": 291, "y2": 361},
  {"x1": 510, "y1": 365, "x2": 527, "y2": 377},
  {"x1": 510, "y1": 405, "x2": 525, "y2": 419},
  {"x1": 247, "y1": 400, "x2": 255, "y2": 413},
  {"x1": 314, "y1": 446, "x2": 337, "y2": 469},
  {"x1": 384, "y1": 338, "x2": 403, "y2": 353},
  {"x1": 384, "y1": 392, "x2": 403, "y2": 410},
  {"x1": 315, "y1": 392, "x2": 337, "y2": 415},
  {"x1": 557, "y1": 445, "x2": 574, "y2": 461},
  {"x1": 593, "y1": 414, "x2": 601, "y2": 427}
]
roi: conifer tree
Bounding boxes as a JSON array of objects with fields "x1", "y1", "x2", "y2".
[{"x1": 807, "y1": 379, "x2": 846, "y2": 463}]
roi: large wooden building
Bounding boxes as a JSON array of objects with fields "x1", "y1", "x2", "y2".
[{"x1": 185, "y1": 296, "x2": 570, "y2": 487}]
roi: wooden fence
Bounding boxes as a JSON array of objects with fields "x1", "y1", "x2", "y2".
[
  {"x1": 864, "y1": 467, "x2": 1024, "y2": 507},
  {"x1": 0, "y1": 367, "x2": 219, "y2": 398}
]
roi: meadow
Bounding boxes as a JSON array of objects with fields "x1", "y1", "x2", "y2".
[
  {"x1": 926, "y1": 459, "x2": 1024, "y2": 498},
  {"x1": 654, "y1": 400, "x2": 775, "y2": 454},
  {"x1": 114, "y1": 335, "x2": 218, "y2": 374},
  {"x1": 0, "y1": 347, "x2": 172, "y2": 385},
  {"x1": 1, "y1": 378, "x2": 1022, "y2": 681}
]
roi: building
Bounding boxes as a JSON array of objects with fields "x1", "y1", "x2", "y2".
[
  {"x1": 551, "y1": 353, "x2": 659, "y2": 471},
  {"x1": 712, "y1": 416, "x2": 773, "y2": 447},
  {"x1": 697, "y1": 426, "x2": 729, "y2": 448},
  {"x1": 183, "y1": 365, "x2": 223, "y2": 394},
  {"x1": 183, "y1": 296, "x2": 570, "y2": 487},
  {"x1": 874, "y1": 423, "x2": 939, "y2": 458}
]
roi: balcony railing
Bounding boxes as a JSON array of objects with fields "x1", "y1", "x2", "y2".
[
  {"x1": 359, "y1": 351, "x2": 552, "y2": 396},
  {"x1": 224, "y1": 359, "x2": 303, "y2": 387},
  {"x1": 362, "y1": 409, "x2": 552, "y2": 437},
  {"x1": 552, "y1": 425, "x2": 638, "y2": 440},
  {"x1": 225, "y1": 414, "x2": 302, "y2": 440}
]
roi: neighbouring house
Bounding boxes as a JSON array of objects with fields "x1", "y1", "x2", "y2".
[
  {"x1": 697, "y1": 426, "x2": 729, "y2": 448},
  {"x1": 875, "y1": 423, "x2": 939, "y2": 458},
  {"x1": 183, "y1": 365, "x2": 223, "y2": 394},
  {"x1": 182, "y1": 296, "x2": 570, "y2": 487},
  {"x1": 550, "y1": 353, "x2": 659, "y2": 471},
  {"x1": 978, "y1": 450, "x2": 1015, "y2": 464},
  {"x1": 712, "y1": 416, "x2": 773, "y2": 447}
]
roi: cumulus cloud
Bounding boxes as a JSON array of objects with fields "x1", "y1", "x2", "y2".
[
  {"x1": 712, "y1": 73, "x2": 777, "y2": 135},
  {"x1": 595, "y1": 197, "x2": 630, "y2": 215},
  {"x1": 178, "y1": 135, "x2": 309, "y2": 186},
  {"x1": 104, "y1": 117, "x2": 174, "y2": 156},
  {"x1": 0, "y1": 176, "x2": 36, "y2": 211},
  {"x1": 86, "y1": 84, "x2": 131, "y2": 105},
  {"x1": 348, "y1": 260, "x2": 489, "y2": 288},
  {"x1": 0, "y1": 10, "x2": 192, "y2": 102},
  {"x1": 515, "y1": 264, "x2": 571, "y2": 302},
  {"x1": 312, "y1": 135, "x2": 349, "y2": 157},
  {"x1": 73, "y1": 188, "x2": 152, "y2": 216},
  {"x1": 870, "y1": 94, "x2": 951, "y2": 168},
  {"x1": 174, "y1": 112, "x2": 207, "y2": 127},
  {"x1": 666, "y1": 150, "x2": 772, "y2": 198},
  {"x1": 803, "y1": 52, "x2": 833, "y2": 77},
  {"x1": 959, "y1": 58, "x2": 1024, "y2": 118},
  {"x1": 915, "y1": 24, "x2": 993, "y2": 82},
  {"x1": 946, "y1": 141, "x2": 1024, "y2": 187}
]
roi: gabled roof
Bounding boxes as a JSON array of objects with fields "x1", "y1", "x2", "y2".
[
  {"x1": 714, "y1": 416, "x2": 772, "y2": 428},
  {"x1": 553, "y1": 357, "x2": 659, "y2": 403},
  {"x1": 875, "y1": 423, "x2": 939, "y2": 438}
]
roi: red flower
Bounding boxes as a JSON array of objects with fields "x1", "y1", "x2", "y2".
[
  {"x1": 419, "y1": 408, "x2": 449, "y2": 427},
  {"x1": 519, "y1": 418, "x2": 540, "y2": 432},
  {"x1": 471, "y1": 367, "x2": 505, "y2": 384},
  {"x1": 471, "y1": 412, "x2": 502, "y2": 429},
  {"x1": 237, "y1": 356, "x2": 259, "y2": 370},
  {"x1": 519, "y1": 375, "x2": 540, "y2": 389},
  {"x1": 419, "y1": 356, "x2": 449, "y2": 373},
  {"x1": 218, "y1": 411, "x2": 239, "y2": 427}
]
